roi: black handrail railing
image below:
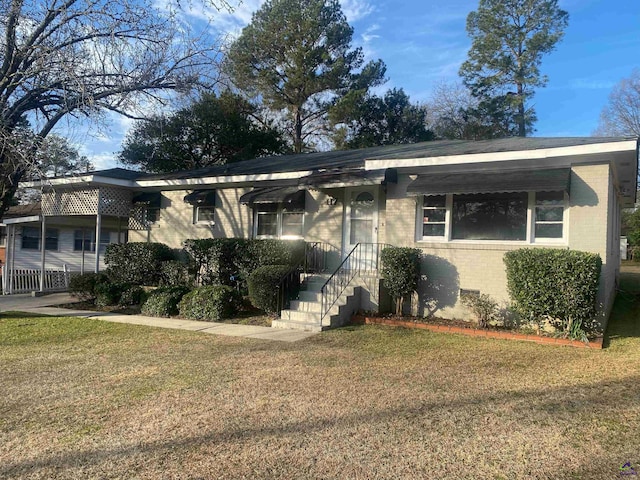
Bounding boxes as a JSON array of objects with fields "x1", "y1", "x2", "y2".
[
  {"x1": 319, "y1": 243, "x2": 390, "y2": 323},
  {"x1": 276, "y1": 242, "x2": 331, "y2": 314}
]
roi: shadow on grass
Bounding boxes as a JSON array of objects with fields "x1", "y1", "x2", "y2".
[
  {"x1": 604, "y1": 269, "x2": 640, "y2": 348},
  {"x1": 2, "y1": 373, "x2": 639, "y2": 478},
  {"x1": 0, "y1": 311, "x2": 53, "y2": 319}
]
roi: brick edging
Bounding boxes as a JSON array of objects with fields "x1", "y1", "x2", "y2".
[{"x1": 351, "y1": 316, "x2": 604, "y2": 349}]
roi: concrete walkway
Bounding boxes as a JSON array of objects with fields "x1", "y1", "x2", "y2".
[{"x1": 0, "y1": 293, "x2": 317, "y2": 343}]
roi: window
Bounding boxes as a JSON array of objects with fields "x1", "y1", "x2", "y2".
[
  {"x1": 452, "y1": 192, "x2": 528, "y2": 241},
  {"x1": 22, "y1": 227, "x2": 40, "y2": 250},
  {"x1": 418, "y1": 190, "x2": 566, "y2": 243},
  {"x1": 421, "y1": 195, "x2": 446, "y2": 237},
  {"x1": 255, "y1": 204, "x2": 304, "y2": 239},
  {"x1": 195, "y1": 206, "x2": 215, "y2": 224},
  {"x1": 74, "y1": 229, "x2": 113, "y2": 252},
  {"x1": 535, "y1": 191, "x2": 564, "y2": 239},
  {"x1": 21, "y1": 227, "x2": 58, "y2": 250}
]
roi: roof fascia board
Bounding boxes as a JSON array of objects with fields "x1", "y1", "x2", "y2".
[
  {"x1": 364, "y1": 140, "x2": 639, "y2": 170},
  {"x1": 20, "y1": 175, "x2": 136, "y2": 189},
  {"x1": 136, "y1": 171, "x2": 314, "y2": 188},
  {"x1": 3, "y1": 215, "x2": 41, "y2": 224}
]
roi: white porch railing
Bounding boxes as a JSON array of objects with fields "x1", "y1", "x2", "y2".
[{"x1": 1, "y1": 265, "x2": 70, "y2": 295}]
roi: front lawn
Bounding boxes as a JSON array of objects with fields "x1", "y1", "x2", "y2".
[{"x1": 1, "y1": 270, "x2": 640, "y2": 479}]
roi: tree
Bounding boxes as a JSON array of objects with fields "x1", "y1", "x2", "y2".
[
  {"x1": 596, "y1": 70, "x2": 640, "y2": 137},
  {"x1": 459, "y1": 0, "x2": 569, "y2": 137},
  {"x1": 34, "y1": 135, "x2": 93, "y2": 179},
  {"x1": 224, "y1": 0, "x2": 386, "y2": 153},
  {"x1": 118, "y1": 91, "x2": 288, "y2": 173},
  {"x1": 0, "y1": 0, "x2": 223, "y2": 218},
  {"x1": 426, "y1": 81, "x2": 521, "y2": 140},
  {"x1": 330, "y1": 88, "x2": 434, "y2": 149}
]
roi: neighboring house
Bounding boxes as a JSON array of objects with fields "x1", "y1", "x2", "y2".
[{"x1": 3, "y1": 137, "x2": 638, "y2": 331}]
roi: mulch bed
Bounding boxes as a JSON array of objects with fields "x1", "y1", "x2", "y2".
[{"x1": 351, "y1": 314, "x2": 604, "y2": 349}]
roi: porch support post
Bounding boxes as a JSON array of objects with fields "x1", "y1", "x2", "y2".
[
  {"x1": 8, "y1": 224, "x2": 16, "y2": 294},
  {"x1": 80, "y1": 229, "x2": 85, "y2": 275},
  {"x1": 40, "y1": 215, "x2": 46, "y2": 292},
  {"x1": 95, "y1": 214, "x2": 102, "y2": 273}
]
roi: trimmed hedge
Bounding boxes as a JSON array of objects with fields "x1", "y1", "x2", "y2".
[
  {"x1": 159, "y1": 260, "x2": 192, "y2": 287},
  {"x1": 178, "y1": 285, "x2": 242, "y2": 321},
  {"x1": 118, "y1": 285, "x2": 148, "y2": 307},
  {"x1": 141, "y1": 286, "x2": 190, "y2": 317},
  {"x1": 183, "y1": 239, "x2": 305, "y2": 289},
  {"x1": 68, "y1": 272, "x2": 109, "y2": 301},
  {"x1": 247, "y1": 264, "x2": 293, "y2": 314},
  {"x1": 104, "y1": 242, "x2": 175, "y2": 286},
  {"x1": 380, "y1": 247, "x2": 422, "y2": 315},
  {"x1": 503, "y1": 248, "x2": 602, "y2": 336}
]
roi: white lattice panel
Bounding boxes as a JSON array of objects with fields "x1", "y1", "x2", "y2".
[
  {"x1": 99, "y1": 187, "x2": 132, "y2": 216},
  {"x1": 42, "y1": 188, "x2": 99, "y2": 216},
  {"x1": 42, "y1": 187, "x2": 132, "y2": 217},
  {"x1": 128, "y1": 205, "x2": 149, "y2": 230}
]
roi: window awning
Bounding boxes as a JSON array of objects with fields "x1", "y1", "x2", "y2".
[
  {"x1": 132, "y1": 192, "x2": 162, "y2": 208},
  {"x1": 407, "y1": 168, "x2": 571, "y2": 196},
  {"x1": 239, "y1": 187, "x2": 305, "y2": 208},
  {"x1": 184, "y1": 190, "x2": 216, "y2": 206}
]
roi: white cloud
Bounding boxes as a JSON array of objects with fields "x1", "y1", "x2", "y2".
[
  {"x1": 340, "y1": 0, "x2": 375, "y2": 23},
  {"x1": 570, "y1": 78, "x2": 617, "y2": 90}
]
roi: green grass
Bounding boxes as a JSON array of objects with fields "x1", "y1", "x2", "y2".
[{"x1": 1, "y1": 267, "x2": 640, "y2": 479}]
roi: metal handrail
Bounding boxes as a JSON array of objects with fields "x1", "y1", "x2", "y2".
[
  {"x1": 319, "y1": 243, "x2": 390, "y2": 323},
  {"x1": 276, "y1": 242, "x2": 329, "y2": 314}
]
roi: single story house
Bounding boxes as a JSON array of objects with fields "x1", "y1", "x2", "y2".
[{"x1": 3, "y1": 137, "x2": 638, "y2": 331}]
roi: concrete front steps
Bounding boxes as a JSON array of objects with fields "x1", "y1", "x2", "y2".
[{"x1": 272, "y1": 274, "x2": 362, "y2": 332}]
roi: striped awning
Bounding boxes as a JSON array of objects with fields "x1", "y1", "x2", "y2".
[
  {"x1": 239, "y1": 187, "x2": 306, "y2": 207},
  {"x1": 407, "y1": 168, "x2": 571, "y2": 196},
  {"x1": 183, "y1": 190, "x2": 216, "y2": 206}
]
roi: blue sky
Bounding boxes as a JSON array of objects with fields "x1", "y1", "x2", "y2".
[{"x1": 75, "y1": 0, "x2": 640, "y2": 169}]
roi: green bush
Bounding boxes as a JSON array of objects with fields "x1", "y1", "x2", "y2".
[
  {"x1": 141, "y1": 286, "x2": 190, "y2": 317},
  {"x1": 380, "y1": 247, "x2": 422, "y2": 315},
  {"x1": 104, "y1": 242, "x2": 175, "y2": 286},
  {"x1": 94, "y1": 281, "x2": 128, "y2": 307},
  {"x1": 183, "y1": 239, "x2": 305, "y2": 289},
  {"x1": 178, "y1": 285, "x2": 242, "y2": 321},
  {"x1": 159, "y1": 260, "x2": 193, "y2": 287},
  {"x1": 68, "y1": 272, "x2": 109, "y2": 301},
  {"x1": 503, "y1": 248, "x2": 602, "y2": 337},
  {"x1": 118, "y1": 285, "x2": 148, "y2": 307},
  {"x1": 247, "y1": 264, "x2": 293, "y2": 314}
]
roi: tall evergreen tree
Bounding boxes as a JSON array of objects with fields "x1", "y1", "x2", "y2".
[
  {"x1": 330, "y1": 88, "x2": 434, "y2": 149},
  {"x1": 459, "y1": 0, "x2": 569, "y2": 137},
  {"x1": 224, "y1": 0, "x2": 386, "y2": 153}
]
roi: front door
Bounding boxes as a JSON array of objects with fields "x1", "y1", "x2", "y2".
[{"x1": 344, "y1": 186, "x2": 378, "y2": 270}]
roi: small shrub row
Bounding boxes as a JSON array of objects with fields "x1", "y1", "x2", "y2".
[
  {"x1": 183, "y1": 238, "x2": 305, "y2": 290},
  {"x1": 69, "y1": 273, "x2": 148, "y2": 308},
  {"x1": 141, "y1": 286, "x2": 191, "y2": 317},
  {"x1": 178, "y1": 285, "x2": 242, "y2": 321}
]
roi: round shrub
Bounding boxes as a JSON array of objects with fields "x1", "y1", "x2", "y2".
[
  {"x1": 68, "y1": 272, "x2": 109, "y2": 301},
  {"x1": 247, "y1": 264, "x2": 292, "y2": 314},
  {"x1": 141, "y1": 286, "x2": 190, "y2": 317},
  {"x1": 118, "y1": 285, "x2": 148, "y2": 307},
  {"x1": 178, "y1": 285, "x2": 242, "y2": 321}
]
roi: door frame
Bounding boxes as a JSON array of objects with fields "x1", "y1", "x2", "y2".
[{"x1": 342, "y1": 186, "x2": 379, "y2": 259}]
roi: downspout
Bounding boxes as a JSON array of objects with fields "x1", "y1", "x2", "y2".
[{"x1": 39, "y1": 215, "x2": 46, "y2": 292}]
